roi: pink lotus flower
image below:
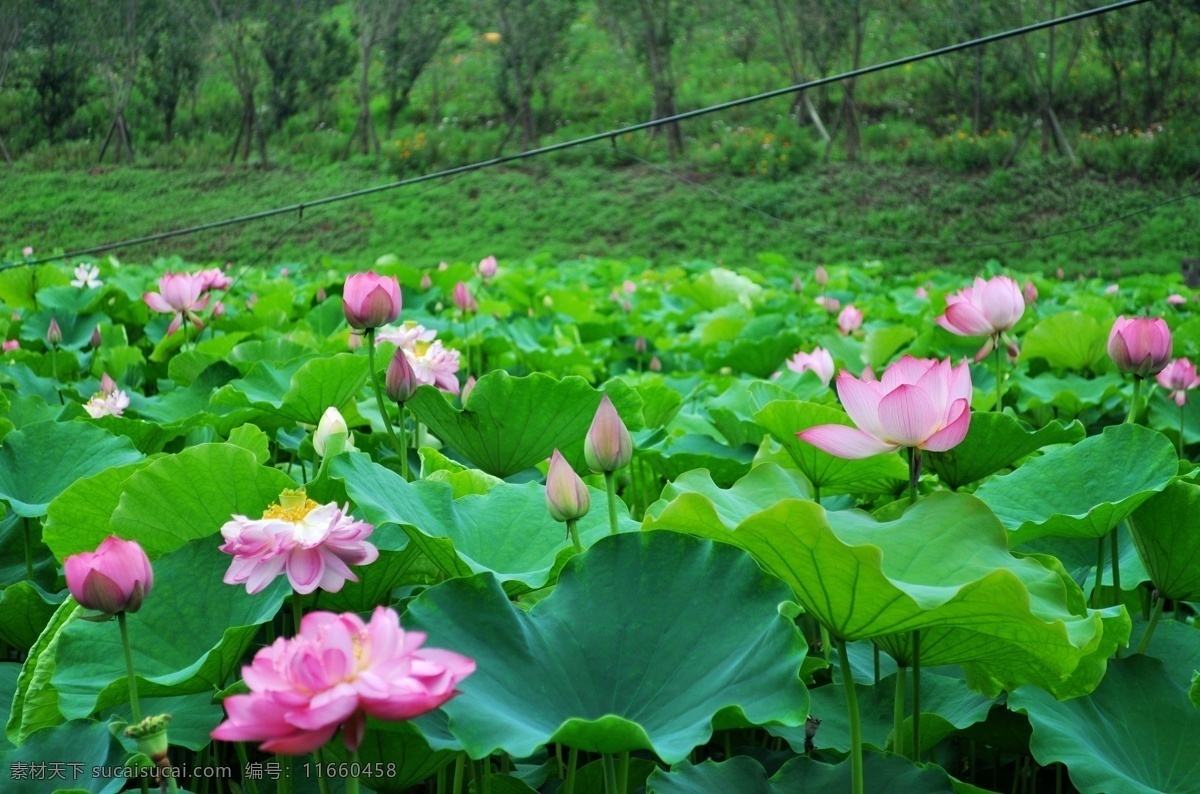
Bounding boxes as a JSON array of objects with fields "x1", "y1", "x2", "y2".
[
  {"x1": 64, "y1": 536, "x2": 154, "y2": 615},
  {"x1": 1023, "y1": 281, "x2": 1038, "y2": 304},
  {"x1": 837, "y1": 305, "x2": 863, "y2": 335},
  {"x1": 1105, "y1": 284, "x2": 1120, "y2": 295},
  {"x1": 915, "y1": 286, "x2": 929, "y2": 299},
  {"x1": 2, "y1": 340, "x2": 18, "y2": 352},
  {"x1": 452, "y1": 282, "x2": 477, "y2": 313},
  {"x1": 376, "y1": 322, "x2": 437, "y2": 351},
  {"x1": 546, "y1": 450, "x2": 590, "y2": 522},
  {"x1": 478, "y1": 255, "x2": 497, "y2": 279},
  {"x1": 816, "y1": 296, "x2": 840, "y2": 313},
  {"x1": 84, "y1": 389, "x2": 130, "y2": 418},
  {"x1": 196, "y1": 268, "x2": 232, "y2": 292},
  {"x1": 211, "y1": 607, "x2": 474, "y2": 754},
  {"x1": 936, "y1": 276, "x2": 1024, "y2": 338},
  {"x1": 462, "y1": 375, "x2": 476, "y2": 403},
  {"x1": 219, "y1": 492, "x2": 378, "y2": 595},
  {"x1": 1156, "y1": 358, "x2": 1200, "y2": 406},
  {"x1": 1168, "y1": 294, "x2": 1187, "y2": 306},
  {"x1": 815, "y1": 266, "x2": 829, "y2": 287},
  {"x1": 584, "y1": 395, "x2": 633, "y2": 472},
  {"x1": 1108, "y1": 316, "x2": 1172, "y2": 377},
  {"x1": 786, "y1": 347, "x2": 835, "y2": 386},
  {"x1": 798, "y1": 356, "x2": 972, "y2": 458},
  {"x1": 623, "y1": 280, "x2": 637, "y2": 294},
  {"x1": 143, "y1": 273, "x2": 210, "y2": 335},
  {"x1": 21, "y1": 246, "x2": 32, "y2": 257},
  {"x1": 342, "y1": 272, "x2": 401, "y2": 330},
  {"x1": 404, "y1": 340, "x2": 462, "y2": 395},
  {"x1": 386, "y1": 348, "x2": 419, "y2": 403}
]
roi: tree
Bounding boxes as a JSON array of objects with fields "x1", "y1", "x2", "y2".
[
  {"x1": 191, "y1": 0, "x2": 268, "y2": 164},
  {"x1": 344, "y1": 0, "x2": 400, "y2": 157},
  {"x1": 306, "y1": 16, "x2": 354, "y2": 125},
  {"x1": 0, "y1": 0, "x2": 27, "y2": 164},
  {"x1": 758, "y1": 0, "x2": 850, "y2": 143},
  {"x1": 382, "y1": 0, "x2": 458, "y2": 136},
  {"x1": 259, "y1": 0, "x2": 316, "y2": 135},
  {"x1": 87, "y1": 0, "x2": 144, "y2": 163},
  {"x1": 905, "y1": 0, "x2": 995, "y2": 133},
  {"x1": 143, "y1": 0, "x2": 203, "y2": 143},
  {"x1": 23, "y1": 0, "x2": 90, "y2": 143}
]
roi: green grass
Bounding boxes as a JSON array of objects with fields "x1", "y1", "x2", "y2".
[{"x1": 2, "y1": 159, "x2": 1197, "y2": 277}]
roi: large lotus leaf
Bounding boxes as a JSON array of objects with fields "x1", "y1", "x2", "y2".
[
  {"x1": 754, "y1": 400, "x2": 906, "y2": 495},
  {"x1": 0, "y1": 508, "x2": 55, "y2": 589},
  {"x1": 1009, "y1": 655, "x2": 1200, "y2": 794},
  {"x1": 0, "y1": 421, "x2": 143, "y2": 518},
  {"x1": 1013, "y1": 372, "x2": 1123, "y2": 417},
  {"x1": 0, "y1": 719, "x2": 125, "y2": 794},
  {"x1": 1020, "y1": 311, "x2": 1108, "y2": 370},
  {"x1": 1128, "y1": 481, "x2": 1200, "y2": 600},
  {"x1": 6, "y1": 599, "x2": 80, "y2": 744},
  {"x1": 51, "y1": 535, "x2": 289, "y2": 719},
  {"x1": 645, "y1": 753, "x2": 959, "y2": 794},
  {"x1": 332, "y1": 453, "x2": 630, "y2": 593},
  {"x1": 671, "y1": 266, "x2": 763, "y2": 311},
  {"x1": 639, "y1": 434, "x2": 755, "y2": 488},
  {"x1": 404, "y1": 532, "x2": 809, "y2": 763},
  {"x1": 42, "y1": 460, "x2": 152, "y2": 562},
  {"x1": 210, "y1": 353, "x2": 368, "y2": 425},
  {"x1": 322, "y1": 720, "x2": 458, "y2": 793},
  {"x1": 974, "y1": 424, "x2": 1178, "y2": 545},
  {"x1": 405, "y1": 372, "x2": 643, "y2": 478},
  {"x1": 925, "y1": 412, "x2": 1084, "y2": 490},
  {"x1": 646, "y1": 491, "x2": 1122, "y2": 697},
  {"x1": 102, "y1": 443, "x2": 297, "y2": 559},
  {"x1": 646, "y1": 464, "x2": 810, "y2": 527},
  {"x1": 0, "y1": 581, "x2": 63, "y2": 651},
  {"x1": 704, "y1": 329, "x2": 802, "y2": 378}
]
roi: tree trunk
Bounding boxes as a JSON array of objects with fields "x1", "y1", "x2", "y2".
[
  {"x1": 804, "y1": 93, "x2": 831, "y2": 143},
  {"x1": 0, "y1": 133, "x2": 12, "y2": 165}
]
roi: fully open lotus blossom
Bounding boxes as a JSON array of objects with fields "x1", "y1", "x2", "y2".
[
  {"x1": 342, "y1": 272, "x2": 401, "y2": 330},
  {"x1": 1156, "y1": 358, "x2": 1200, "y2": 406},
  {"x1": 71, "y1": 264, "x2": 103, "y2": 289},
  {"x1": 84, "y1": 389, "x2": 130, "y2": 418},
  {"x1": 936, "y1": 276, "x2": 1024, "y2": 338},
  {"x1": 211, "y1": 607, "x2": 474, "y2": 754},
  {"x1": 546, "y1": 450, "x2": 590, "y2": 522},
  {"x1": 220, "y1": 491, "x2": 378, "y2": 595},
  {"x1": 143, "y1": 272, "x2": 210, "y2": 335},
  {"x1": 2, "y1": 340, "x2": 18, "y2": 352},
  {"x1": 478, "y1": 255, "x2": 498, "y2": 279},
  {"x1": 838, "y1": 305, "x2": 863, "y2": 335},
  {"x1": 585, "y1": 395, "x2": 633, "y2": 472},
  {"x1": 453, "y1": 282, "x2": 478, "y2": 313},
  {"x1": 376, "y1": 321, "x2": 437, "y2": 351},
  {"x1": 197, "y1": 268, "x2": 232, "y2": 292},
  {"x1": 64, "y1": 536, "x2": 153, "y2": 615},
  {"x1": 798, "y1": 356, "x2": 972, "y2": 458},
  {"x1": 786, "y1": 347, "x2": 836, "y2": 386},
  {"x1": 405, "y1": 339, "x2": 462, "y2": 394},
  {"x1": 1168, "y1": 294, "x2": 1188, "y2": 306},
  {"x1": 1108, "y1": 316, "x2": 1172, "y2": 377}
]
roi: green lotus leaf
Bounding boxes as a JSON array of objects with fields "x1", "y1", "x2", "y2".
[
  {"x1": 754, "y1": 400, "x2": 906, "y2": 495},
  {"x1": 645, "y1": 753, "x2": 960, "y2": 794},
  {"x1": 82, "y1": 414, "x2": 195, "y2": 455},
  {"x1": 51, "y1": 535, "x2": 289, "y2": 720},
  {"x1": 333, "y1": 452, "x2": 631, "y2": 593},
  {"x1": 0, "y1": 581, "x2": 63, "y2": 652},
  {"x1": 0, "y1": 508, "x2": 55, "y2": 589},
  {"x1": 1020, "y1": 311, "x2": 1108, "y2": 370},
  {"x1": 1010, "y1": 655, "x2": 1200, "y2": 794},
  {"x1": 639, "y1": 433, "x2": 755, "y2": 488},
  {"x1": 406, "y1": 372, "x2": 643, "y2": 478},
  {"x1": 0, "y1": 719, "x2": 125, "y2": 794},
  {"x1": 704, "y1": 327, "x2": 802, "y2": 378},
  {"x1": 405, "y1": 532, "x2": 809, "y2": 763},
  {"x1": 974, "y1": 423, "x2": 1178, "y2": 545},
  {"x1": 925, "y1": 412, "x2": 1085, "y2": 490},
  {"x1": 210, "y1": 353, "x2": 368, "y2": 425},
  {"x1": 105, "y1": 443, "x2": 297, "y2": 559},
  {"x1": 646, "y1": 464, "x2": 809, "y2": 527},
  {"x1": 6, "y1": 599, "x2": 80, "y2": 745},
  {"x1": 0, "y1": 421, "x2": 143, "y2": 518},
  {"x1": 1013, "y1": 373, "x2": 1122, "y2": 417},
  {"x1": 322, "y1": 720, "x2": 458, "y2": 793},
  {"x1": 42, "y1": 460, "x2": 152, "y2": 562},
  {"x1": 646, "y1": 490, "x2": 1123, "y2": 697},
  {"x1": 1128, "y1": 481, "x2": 1200, "y2": 600}
]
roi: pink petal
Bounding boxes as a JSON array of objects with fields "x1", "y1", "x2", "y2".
[
  {"x1": 835, "y1": 373, "x2": 887, "y2": 439},
  {"x1": 881, "y1": 356, "x2": 935, "y2": 390},
  {"x1": 876, "y1": 384, "x2": 939, "y2": 447},
  {"x1": 286, "y1": 548, "x2": 325, "y2": 595},
  {"x1": 797, "y1": 425, "x2": 898, "y2": 459},
  {"x1": 942, "y1": 300, "x2": 996, "y2": 336},
  {"x1": 143, "y1": 293, "x2": 172, "y2": 313},
  {"x1": 923, "y1": 399, "x2": 971, "y2": 452}
]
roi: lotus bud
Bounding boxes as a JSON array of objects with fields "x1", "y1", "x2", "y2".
[
  {"x1": 385, "y1": 349, "x2": 419, "y2": 404},
  {"x1": 64, "y1": 536, "x2": 154, "y2": 615},
  {"x1": 1056, "y1": 267, "x2": 1065, "y2": 280},
  {"x1": 815, "y1": 266, "x2": 829, "y2": 287},
  {"x1": 584, "y1": 395, "x2": 633, "y2": 472},
  {"x1": 90, "y1": 326, "x2": 102, "y2": 348},
  {"x1": 420, "y1": 273, "x2": 433, "y2": 290},
  {"x1": 314, "y1": 406, "x2": 352, "y2": 457},
  {"x1": 623, "y1": 280, "x2": 636, "y2": 294},
  {"x1": 478, "y1": 255, "x2": 498, "y2": 279},
  {"x1": 462, "y1": 375, "x2": 476, "y2": 404},
  {"x1": 22, "y1": 246, "x2": 33, "y2": 257},
  {"x1": 212, "y1": 301, "x2": 226, "y2": 319},
  {"x1": 342, "y1": 271, "x2": 402, "y2": 330},
  {"x1": 620, "y1": 299, "x2": 632, "y2": 313},
  {"x1": 545, "y1": 450, "x2": 590, "y2": 523},
  {"x1": 649, "y1": 355, "x2": 662, "y2": 372},
  {"x1": 1023, "y1": 281, "x2": 1038, "y2": 304},
  {"x1": 438, "y1": 261, "x2": 449, "y2": 271},
  {"x1": 1107, "y1": 316, "x2": 1172, "y2": 377},
  {"x1": 316, "y1": 287, "x2": 328, "y2": 302},
  {"x1": 46, "y1": 317, "x2": 62, "y2": 346},
  {"x1": 792, "y1": 275, "x2": 803, "y2": 293},
  {"x1": 2, "y1": 340, "x2": 18, "y2": 352},
  {"x1": 453, "y1": 282, "x2": 478, "y2": 313},
  {"x1": 100, "y1": 372, "x2": 117, "y2": 396},
  {"x1": 634, "y1": 336, "x2": 647, "y2": 355}
]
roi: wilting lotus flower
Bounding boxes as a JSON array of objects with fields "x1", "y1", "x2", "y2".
[
  {"x1": 84, "y1": 389, "x2": 130, "y2": 418},
  {"x1": 936, "y1": 276, "x2": 1024, "y2": 338},
  {"x1": 1168, "y1": 294, "x2": 1187, "y2": 306},
  {"x1": 70, "y1": 264, "x2": 103, "y2": 289},
  {"x1": 64, "y1": 536, "x2": 154, "y2": 615},
  {"x1": 453, "y1": 282, "x2": 478, "y2": 313},
  {"x1": 478, "y1": 255, "x2": 497, "y2": 279},
  {"x1": 815, "y1": 266, "x2": 829, "y2": 287},
  {"x1": 545, "y1": 450, "x2": 590, "y2": 522},
  {"x1": 585, "y1": 395, "x2": 633, "y2": 472},
  {"x1": 838, "y1": 305, "x2": 863, "y2": 335},
  {"x1": 1156, "y1": 358, "x2": 1200, "y2": 406},
  {"x1": 2, "y1": 340, "x2": 18, "y2": 352},
  {"x1": 386, "y1": 348, "x2": 419, "y2": 403},
  {"x1": 220, "y1": 490, "x2": 378, "y2": 595},
  {"x1": 143, "y1": 272, "x2": 210, "y2": 335},
  {"x1": 313, "y1": 407, "x2": 355, "y2": 457},
  {"x1": 211, "y1": 606, "x2": 474, "y2": 754},
  {"x1": 1108, "y1": 316, "x2": 1172, "y2": 377},
  {"x1": 786, "y1": 348, "x2": 835, "y2": 386},
  {"x1": 196, "y1": 268, "x2": 232, "y2": 292},
  {"x1": 798, "y1": 356, "x2": 972, "y2": 458},
  {"x1": 46, "y1": 318, "x2": 62, "y2": 346},
  {"x1": 342, "y1": 272, "x2": 401, "y2": 330}
]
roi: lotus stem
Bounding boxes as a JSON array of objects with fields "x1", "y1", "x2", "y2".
[
  {"x1": 618, "y1": 751, "x2": 629, "y2": 794},
  {"x1": 873, "y1": 644, "x2": 880, "y2": 684},
  {"x1": 604, "y1": 471, "x2": 620, "y2": 535},
  {"x1": 291, "y1": 592, "x2": 303, "y2": 637},
  {"x1": 994, "y1": 337, "x2": 1004, "y2": 410},
  {"x1": 836, "y1": 638, "x2": 865, "y2": 794},
  {"x1": 912, "y1": 630, "x2": 922, "y2": 762},
  {"x1": 1111, "y1": 529, "x2": 1122, "y2": 612},
  {"x1": 1127, "y1": 376, "x2": 1142, "y2": 425},
  {"x1": 345, "y1": 750, "x2": 361, "y2": 794},
  {"x1": 366, "y1": 328, "x2": 405, "y2": 462},
  {"x1": 820, "y1": 624, "x2": 831, "y2": 663},
  {"x1": 22, "y1": 518, "x2": 34, "y2": 581},
  {"x1": 566, "y1": 519, "x2": 582, "y2": 554},
  {"x1": 1137, "y1": 593, "x2": 1165, "y2": 655},
  {"x1": 602, "y1": 754, "x2": 619, "y2": 794},
  {"x1": 398, "y1": 405, "x2": 409, "y2": 481},
  {"x1": 452, "y1": 756, "x2": 465, "y2": 794},
  {"x1": 117, "y1": 612, "x2": 142, "y2": 724},
  {"x1": 894, "y1": 665, "x2": 907, "y2": 758},
  {"x1": 1094, "y1": 536, "x2": 1106, "y2": 608},
  {"x1": 233, "y1": 743, "x2": 258, "y2": 794},
  {"x1": 1180, "y1": 403, "x2": 1186, "y2": 459},
  {"x1": 813, "y1": 482, "x2": 821, "y2": 505},
  {"x1": 563, "y1": 748, "x2": 578, "y2": 794},
  {"x1": 908, "y1": 448, "x2": 922, "y2": 504}
]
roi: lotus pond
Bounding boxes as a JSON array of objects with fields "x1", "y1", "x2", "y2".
[{"x1": 0, "y1": 253, "x2": 1198, "y2": 794}]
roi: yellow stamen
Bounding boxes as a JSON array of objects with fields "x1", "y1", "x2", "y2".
[
  {"x1": 262, "y1": 489, "x2": 319, "y2": 522},
  {"x1": 414, "y1": 341, "x2": 431, "y2": 357}
]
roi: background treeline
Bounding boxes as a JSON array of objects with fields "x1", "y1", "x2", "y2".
[{"x1": 1, "y1": 0, "x2": 1199, "y2": 178}]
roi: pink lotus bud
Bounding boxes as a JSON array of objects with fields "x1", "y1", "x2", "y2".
[
  {"x1": 212, "y1": 301, "x2": 226, "y2": 319},
  {"x1": 1157, "y1": 358, "x2": 1200, "y2": 406},
  {"x1": 821, "y1": 297, "x2": 840, "y2": 313},
  {"x1": 385, "y1": 349, "x2": 419, "y2": 403},
  {"x1": 22, "y1": 246, "x2": 32, "y2": 257},
  {"x1": 915, "y1": 286, "x2": 929, "y2": 299},
  {"x1": 584, "y1": 395, "x2": 633, "y2": 472},
  {"x1": 90, "y1": 326, "x2": 103, "y2": 348},
  {"x1": 100, "y1": 373, "x2": 117, "y2": 396},
  {"x1": 1108, "y1": 316, "x2": 1172, "y2": 377},
  {"x1": 936, "y1": 276, "x2": 1024, "y2": 338},
  {"x1": 452, "y1": 282, "x2": 478, "y2": 313},
  {"x1": 280, "y1": 268, "x2": 290, "y2": 277},
  {"x1": 815, "y1": 266, "x2": 829, "y2": 287},
  {"x1": 462, "y1": 375, "x2": 476, "y2": 404},
  {"x1": 64, "y1": 536, "x2": 154, "y2": 615},
  {"x1": 2, "y1": 340, "x2": 18, "y2": 352},
  {"x1": 1006, "y1": 338, "x2": 1021, "y2": 360},
  {"x1": 1168, "y1": 294, "x2": 1187, "y2": 306},
  {"x1": 46, "y1": 318, "x2": 62, "y2": 346},
  {"x1": 316, "y1": 287, "x2": 327, "y2": 303},
  {"x1": 478, "y1": 256, "x2": 498, "y2": 279},
  {"x1": 837, "y1": 305, "x2": 863, "y2": 334},
  {"x1": 623, "y1": 280, "x2": 637, "y2": 294},
  {"x1": 649, "y1": 355, "x2": 662, "y2": 372},
  {"x1": 1056, "y1": 267, "x2": 1065, "y2": 280},
  {"x1": 420, "y1": 273, "x2": 433, "y2": 290},
  {"x1": 634, "y1": 336, "x2": 647, "y2": 355},
  {"x1": 342, "y1": 272, "x2": 401, "y2": 330},
  {"x1": 1023, "y1": 281, "x2": 1038, "y2": 304},
  {"x1": 786, "y1": 348, "x2": 835, "y2": 386},
  {"x1": 348, "y1": 332, "x2": 363, "y2": 350},
  {"x1": 792, "y1": 275, "x2": 803, "y2": 293},
  {"x1": 545, "y1": 450, "x2": 590, "y2": 522}
]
